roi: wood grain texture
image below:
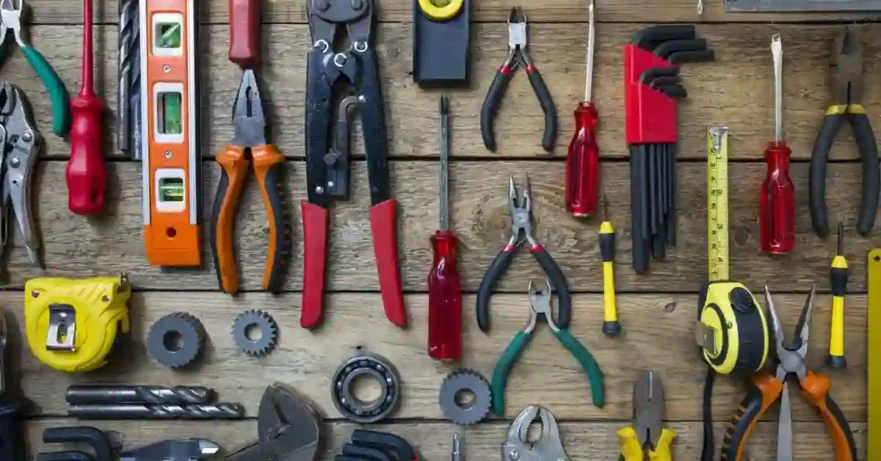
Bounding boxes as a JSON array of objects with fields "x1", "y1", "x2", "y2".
[
  {"x1": 23, "y1": 419, "x2": 869, "y2": 461},
  {"x1": 6, "y1": 292, "x2": 866, "y2": 422},
  {"x1": 3, "y1": 160, "x2": 877, "y2": 292},
  {"x1": 21, "y1": 0, "x2": 881, "y2": 24},
  {"x1": 12, "y1": 23, "x2": 881, "y2": 160}
]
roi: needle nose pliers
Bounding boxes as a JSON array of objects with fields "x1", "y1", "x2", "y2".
[
  {"x1": 480, "y1": 7, "x2": 556, "y2": 153},
  {"x1": 619, "y1": 370, "x2": 676, "y2": 461},
  {"x1": 809, "y1": 27, "x2": 879, "y2": 238},
  {"x1": 490, "y1": 280, "x2": 604, "y2": 415},
  {"x1": 476, "y1": 175, "x2": 570, "y2": 333},
  {"x1": 720, "y1": 286, "x2": 856, "y2": 461},
  {"x1": 210, "y1": 69, "x2": 290, "y2": 295}
]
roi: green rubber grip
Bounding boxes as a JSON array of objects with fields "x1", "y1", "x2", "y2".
[
  {"x1": 491, "y1": 331, "x2": 532, "y2": 416},
  {"x1": 553, "y1": 328, "x2": 605, "y2": 407},
  {"x1": 22, "y1": 46, "x2": 70, "y2": 136}
]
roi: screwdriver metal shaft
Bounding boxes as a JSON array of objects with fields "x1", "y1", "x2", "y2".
[{"x1": 66, "y1": 385, "x2": 215, "y2": 405}]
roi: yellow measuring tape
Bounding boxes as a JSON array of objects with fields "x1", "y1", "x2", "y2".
[
  {"x1": 417, "y1": 0, "x2": 464, "y2": 20},
  {"x1": 696, "y1": 127, "x2": 768, "y2": 376},
  {"x1": 869, "y1": 249, "x2": 881, "y2": 461}
]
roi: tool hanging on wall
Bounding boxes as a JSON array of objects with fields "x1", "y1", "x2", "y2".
[
  {"x1": 67, "y1": 0, "x2": 106, "y2": 216},
  {"x1": 210, "y1": 0, "x2": 290, "y2": 295},
  {"x1": 760, "y1": 33, "x2": 794, "y2": 255},
  {"x1": 695, "y1": 127, "x2": 769, "y2": 461},
  {"x1": 827, "y1": 222, "x2": 848, "y2": 369},
  {"x1": 809, "y1": 26, "x2": 879, "y2": 238},
  {"x1": 0, "y1": 310, "x2": 26, "y2": 461},
  {"x1": 625, "y1": 25, "x2": 715, "y2": 274},
  {"x1": 565, "y1": 0, "x2": 599, "y2": 217},
  {"x1": 428, "y1": 95, "x2": 462, "y2": 360},
  {"x1": 725, "y1": 0, "x2": 881, "y2": 11},
  {"x1": 413, "y1": 0, "x2": 470, "y2": 84},
  {"x1": 301, "y1": 0, "x2": 405, "y2": 329},
  {"x1": 618, "y1": 370, "x2": 676, "y2": 460},
  {"x1": 118, "y1": 0, "x2": 141, "y2": 160},
  {"x1": 24, "y1": 275, "x2": 132, "y2": 373},
  {"x1": 141, "y1": 0, "x2": 202, "y2": 267},
  {"x1": 869, "y1": 248, "x2": 881, "y2": 461},
  {"x1": 598, "y1": 196, "x2": 620, "y2": 337}
]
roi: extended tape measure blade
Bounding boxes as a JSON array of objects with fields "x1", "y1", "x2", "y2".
[{"x1": 707, "y1": 127, "x2": 729, "y2": 282}]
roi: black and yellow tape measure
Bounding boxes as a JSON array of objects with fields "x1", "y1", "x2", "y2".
[
  {"x1": 417, "y1": 0, "x2": 464, "y2": 20},
  {"x1": 696, "y1": 127, "x2": 769, "y2": 376}
]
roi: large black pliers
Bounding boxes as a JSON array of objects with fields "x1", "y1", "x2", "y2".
[
  {"x1": 477, "y1": 175, "x2": 570, "y2": 332},
  {"x1": 809, "y1": 27, "x2": 879, "y2": 238},
  {"x1": 480, "y1": 7, "x2": 556, "y2": 153}
]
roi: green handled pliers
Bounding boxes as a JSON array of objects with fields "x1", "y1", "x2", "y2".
[
  {"x1": 490, "y1": 279, "x2": 604, "y2": 415},
  {"x1": 0, "y1": 0, "x2": 69, "y2": 137}
]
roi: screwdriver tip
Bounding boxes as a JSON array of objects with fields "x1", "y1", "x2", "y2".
[{"x1": 440, "y1": 94, "x2": 448, "y2": 114}]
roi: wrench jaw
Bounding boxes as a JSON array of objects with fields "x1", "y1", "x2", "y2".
[
  {"x1": 257, "y1": 383, "x2": 323, "y2": 461},
  {"x1": 502, "y1": 406, "x2": 570, "y2": 461}
]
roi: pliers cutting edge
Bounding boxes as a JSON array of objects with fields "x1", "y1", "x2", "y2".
[
  {"x1": 502, "y1": 406, "x2": 569, "y2": 461},
  {"x1": 222, "y1": 383, "x2": 322, "y2": 461},
  {"x1": 480, "y1": 7, "x2": 556, "y2": 153},
  {"x1": 0, "y1": 0, "x2": 69, "y2": 137},
  {"x1": 477, "y1": 175, "x2": 570, "y2": 333},
  {"x1": 618, "y1": 370, "x2": 676, "y2": 461},
  {"x1": 0, "y1": 82, "x2": 40, "y2": 267},
  {"x1": 720, "y1": 287, "x2": 856, "y2": 461},
  {"x1": 809, "y1": 26, "x2": 879, "y2": 238},
  {"x1": 210, "y1": 69, "x2": 290, "y2": 295},
  {"x1": 491, "y1": 280, "x2": 603, "y2": 415}
]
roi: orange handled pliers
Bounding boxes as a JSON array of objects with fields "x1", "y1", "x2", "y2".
[
  {"x1": 210, "y1": 69, "x2": 290, "y2": 294},
  {"x1": 720, "y1": 286, "x2": 856, "y2": 461}
]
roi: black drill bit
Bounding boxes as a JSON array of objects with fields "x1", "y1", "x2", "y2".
[{"x1": 66, "y1": 385, "x2": 215, "y2": 405}]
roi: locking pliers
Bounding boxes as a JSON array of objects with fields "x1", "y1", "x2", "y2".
[
  {"x1": 503, "y1": 406, "x2": 569, "y2": 461},
  {"x1": 0, "y1": 82, "x2": 40, "y2": 266}
]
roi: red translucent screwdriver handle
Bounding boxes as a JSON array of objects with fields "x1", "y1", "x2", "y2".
[
  {"x1": 428, "y1": 230, "x2": 462, "y2": 360},
  {"x1": 760, "y1": 141, "x2": 795, "y2": 254},
  {"x1": 565, "y1": 102, "x2": 599, "y2": 217}
]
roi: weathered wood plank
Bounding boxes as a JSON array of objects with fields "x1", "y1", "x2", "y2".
[
  {"x1": 13, "y1": 24, "x2": 881, "y2": 160},
  {"x1": 8, "y1": 292, "x2": 867, "y2": 422},
  {"x1": 23, "y1": 419, "x2": 869, "y2": 461},
  {"x1": 3, "y1": 160, "x2": 877, "y2": 292},
  {"x1": 24, "y1": 0, "x2": 881, "y2": 24}
]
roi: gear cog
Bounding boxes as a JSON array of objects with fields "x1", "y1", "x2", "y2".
[
  {"x1": 438, "y1": 369, "x2": 492, "y2": 425},
  {"x1": 232, "y1": 309, "x2": 278, "y2": 357}
]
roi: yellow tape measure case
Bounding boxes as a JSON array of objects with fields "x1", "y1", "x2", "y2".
[
  {"x1": 697, "y1": 282, "x2": 769, "y2": 375},
  {"x1": 25, "y1": 275, "x2": 132, "y2": 373}
]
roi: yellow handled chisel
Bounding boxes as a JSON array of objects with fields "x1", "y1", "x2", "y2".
[
  {"x1": 827, "y1": 221, "x2": 848, "y2": 369},
  {"x1": 599, "y1": 195, "x2": 620, "y2": 337}
]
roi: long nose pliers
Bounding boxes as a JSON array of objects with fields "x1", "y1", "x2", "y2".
[
  {"x1": 809, "y1": 27, "x2": 879, "y2": 238},
  {"x1": 480, "y1": 7, "x2": 556, "y2": 153}
]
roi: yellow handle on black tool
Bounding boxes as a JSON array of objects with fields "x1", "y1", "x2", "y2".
[
  {"x1": 618, "y1": 426, "x2": 676, "y2": 461},
  {"x1": 599, "y1": 196, "x2": 620, "y2": 337},
  {"x1": 417, "y1": 0, "x2": 464, "y2": 20},
  {"x1": 827, "y1": 222, "x2": 848, "y2": 369}
]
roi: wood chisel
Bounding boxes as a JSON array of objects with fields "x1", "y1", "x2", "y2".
[
  {"x1": 868, "y1": 248, "x2": 881, "y2": 461},
  {"x1": 140, "y1": 0, "x2": 201, "y2": 267}
]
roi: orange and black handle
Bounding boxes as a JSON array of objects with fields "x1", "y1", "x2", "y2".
[
  {"x1": 211, "y1": 144, "x2": 288, "y2": 294},
  {"x1": 228, "y1": 0, "x2": 261, "y2": 68},
  {"x1": 720, "y1": 372, "x2": 782, "y2": 461},
  {"x1": 800, "y1": 370, "x2": 857, "y2": 461}
]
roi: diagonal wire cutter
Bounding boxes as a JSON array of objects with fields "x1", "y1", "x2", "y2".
[
  {"x1": 480, "y1": 7, "x2": 556, "y2": 153},
  {"x1": 618, "y1": 370, "x2": 676, "y2": 461},
  {"x1": 477, "y1": 175, "x2": 570, "y2": 333},
  {"x1": 210, "y1": 69, "x2": 290, "y2": 295},
  {"x1": 490, "y1": 279, "x2": 603, "y2": 415},
  {"x1": 809, "y1": 26, "x2": 879, "y2": 238},
  {"x1": 0, "y1": 0, "x2": 69, "y2": 137}
]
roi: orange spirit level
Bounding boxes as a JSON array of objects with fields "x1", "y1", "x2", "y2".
[{"x1": 140, "y1": 0, "x2": 201, "y2": 266}]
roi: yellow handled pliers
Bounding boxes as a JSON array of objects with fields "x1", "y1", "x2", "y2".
[{"x1": 618, "y1": 370, "x2": 677, "y2": 460}]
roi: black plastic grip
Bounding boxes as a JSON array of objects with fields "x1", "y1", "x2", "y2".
[
  {"x1": 480, "y1": 68, "x2": 514, "y2": 152},
  {"x1": 350, "y1": 430, "x2": 416, "y2": 461},
  {"x1": 850, "y1": 112, "x2": 879, "y2": 235},
  {"x1": 526, "y1": 66, "x2": 557, "y2": 153},
  {"x1": 653, "y1": 38, "x2": 707, "y2": 58},
  {"x1": 720, "y1": 386, "x2": 765, "y2": 461},
  {"x1": 341, "y1": 444, "x2": 393, "y2": 461},
  {"x1": 632, "y1": 25, "x2": 696, "y2": 50},
  {"x1": 37, "y1": 451, "x2": 95, "y2": 461},
  {"x1": 304, "y1": 49, "x2": 335, "y2": 206},
  {"x1": 600, "y1": 233, "x2": 615, "y2": 262},
  {"x1": 823, "y1": 394, "x2": 858, "y2": 460},
  {"x1": 476, "y1": 247, "x2": 516, "y2": 332},
  {"x1": 0, "y1": 395, "x2": 24, "y2": 461},
  {"x1": 809, "y1": 114, "x2": 844, "y2": 238},
  {"x1": 356, "y1": 49, "x2": 392, "y2": 205},
  {"x1": 531, "y1": 245, "x2": 571, "y2": 329},
  {"x1": 259, "y1": 161, "x2": 290, "y2": 292},
  {"x1": 43, "y1": 427, "x2": 113, "y2": 461}
]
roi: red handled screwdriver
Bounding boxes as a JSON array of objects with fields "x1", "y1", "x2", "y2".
[
  {"x1": 428, "y1": 95, "x2": 462, "y2": 361},
  {"x1": 565, "y1": 0, "x2": 599, "y2": 217},
  {"x1": 760, "y1": 33, "x2": 795, "y2": 254},
  {"x1": 67, "y1": 0, "x2": 106, "y2": 215}
]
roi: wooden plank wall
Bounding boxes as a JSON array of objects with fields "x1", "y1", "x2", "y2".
[{"x1": 7, "y1": 0, "x2": 880, "y2": 459}]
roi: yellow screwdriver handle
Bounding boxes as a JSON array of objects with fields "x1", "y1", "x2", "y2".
[
  {"x1": 827, "y1": 223, "x2": 848, "y2": 369},
  {"x1": 648, "y1": 428, "x2": 676, "y2": 461},
  {"x1": 599, "y1": 204, "x2": 620, "y2": 337},
  {"x1": 617, "y1": 426, "x2": 645, "y2": 461}
]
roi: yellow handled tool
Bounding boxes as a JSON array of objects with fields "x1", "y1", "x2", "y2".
[
  {"x1": 868, "y1": 248, "x2": 881, "y2": 461},
  {"x1": 619, "y1": 370, "x2": 676, "y2": 460},
  {"x1": 416, "y1": 0, "x2": 464, "y2": 20},
  {"x1": 826, "y1": 221, "x2": 848, "y2": 369},
  {"x1": 25, "y1": 275, "x2": 131, "y2": 373},
  {"x1": 599, "y1": 195, "x2": 620, "y2": 337}
]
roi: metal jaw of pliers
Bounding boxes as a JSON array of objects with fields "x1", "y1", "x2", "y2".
[
  {"x1": 524, "y1": 279, "x2": 559, "y2": 333},
  {"x1": 618, "y1": 370, "x2": 676, "y2": 461},
  {"x1": 0, "y1": 82, "x2": 40, "y2": 266},
  {"x1": 502, "y1": 7, "x2": 532, "y2": 71},
  {"x1": 477, "y1": 176, "x2": 571, "y2": 333},
  {"x1": 765, "y1": 286, "x2": 812, "y2": 382},
  {"x1": 503, "y1": 406, "x2": 569, "y2": 461},
  {"x1": 222, "y1": 383, "x2": 322, "y2": 461}
]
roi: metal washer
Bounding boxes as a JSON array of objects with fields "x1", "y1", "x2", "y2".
[
  {"x1": 332, "y1": 353, "x2": 401, "y2": 423},
  {"x1": 439, "y1": 369, "x2": 492, "y2": 425},
  {"x1": 231, "y1": 309, "x2": 278, "y2": 357},
  {"x1": 147, "y1": 312, "x2": 206, "y2": 369}
]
